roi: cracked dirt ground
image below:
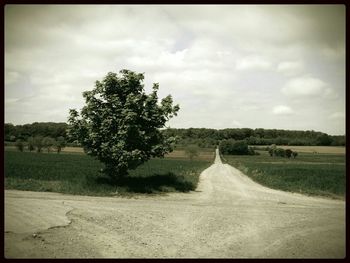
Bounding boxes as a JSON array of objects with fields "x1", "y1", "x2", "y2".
[{"x1": 4, "y1": 149, "x2": 345, "y2": 258}]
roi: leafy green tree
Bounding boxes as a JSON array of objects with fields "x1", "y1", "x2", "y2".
[
  {"x1": 34, "y1": 136, "x2": 44, "y2": 153},
  {"x1": 27, "y1": 137, "x2": 35, "y2": 152},
  {"x1": 316, "y1": 133, "x2": 333, "y2": 146},
  {"x1": 55, "y1": 136, "x2": 66, "y2": 153},
  {"x1": 219, "y1": 139, "x2": 250, "y2": 155},
  {"x1": 67, "y1": 69, "x2": 179, "y2": 180},
  {"x1": 185, "y1": 145, "x2": 199, "y2": 160},
  {"x1": 275, "y1": 148, "x2": 286, "y2": 157},
  {"x1": 285, "y1": 149, "x2": 293, "y2": 158},
  {"x1": 43, "y1": 137, "x2": 56, "y2": 153},
  {"x1": 15, "y1": 139, "x2": 24, "y2": 152}
]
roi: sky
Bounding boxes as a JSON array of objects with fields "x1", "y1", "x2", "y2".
[{"x1": 5, "y1": 5, "x2": 346, "y2": 135}]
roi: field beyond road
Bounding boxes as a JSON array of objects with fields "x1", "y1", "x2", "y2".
[
  {"x1": 223, "y1": 148, "x2": 345, "y2": 199},
  {"x1": 5, "y1": 150, "x2": 211, "y2": 196},
  {"x1": 5, "y1": 149, "x2": 345, "y2": 258}
]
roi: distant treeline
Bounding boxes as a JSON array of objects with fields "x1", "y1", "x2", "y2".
[
  {"x1": 163, "y1": 128, "x2": 345, "y2": 147},
  {"x1": 5, "y1": 122, "x2": 68, "y2": 142},
  {"x1": 4, "y1": 123, "x2": 345, "y2": 147}
]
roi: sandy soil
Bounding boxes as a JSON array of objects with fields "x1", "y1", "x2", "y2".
[
  {"x1": 271, "y1": 145, "x2": 345, "y2": 154},
  {"x1": 4, "y1": 149, "x2": 345, "y2": 258}
]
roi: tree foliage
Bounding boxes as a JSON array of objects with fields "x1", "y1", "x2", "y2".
[
  {"x1": 5, "y1": 123, "x2": 345, "y2": 147},
  {"x1": 219, "y1": 139, "x2": 255, "y2": 155},
  {"x1": 33, "y1": 136, "x2": 44, "y2": 153},
  {"x1": 56, "y1": 136, "x2": 66, "y2": 153},
  {"x1": 185, "y1": 145, "x2": 199, "y2": 160},
  {"x1": 67, "y1": 69, "x2": 179, "y2": 179},
  {"x1": 15, "y1": 139, "x2": 24, "y2": 152}
]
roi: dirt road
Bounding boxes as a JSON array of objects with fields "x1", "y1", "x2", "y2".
[{"x1": 5, "y1": 149, "x2": 345, "y2": 258}]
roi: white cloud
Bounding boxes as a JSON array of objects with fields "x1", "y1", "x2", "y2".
[
  {"x1": 236, "y1": 56, "x2": 272, "y2": 71},
  {"x1": 277, "y1": 61, "x2": 304, "y2": 76},
  {"x1": 4, "y1": 5, "x2": 346, "y2": 134},
  {"x1": 329, "y1": 112, "x2": 345, "y2": 120},
  {"x1": 272, "y1": 105, "x2": 294, "y2": 115},
  {"x1": 5, "y1": 71, "x2": 20, "y2": 85},
  {"x1": 281, "y1": 76, "x2": 327, "y2": 97}
]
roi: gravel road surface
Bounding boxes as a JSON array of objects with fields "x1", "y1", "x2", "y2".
[{"x1": 5, "y1": 149, "x2": 345, "y2": 258}]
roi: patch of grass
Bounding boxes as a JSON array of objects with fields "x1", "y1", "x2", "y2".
[
  {"x1": 4, "y1": 151, "x2": 210, "y2": 196},
  {"x1": 224, "y1": 152, "x2": 345, "y2": 199}
]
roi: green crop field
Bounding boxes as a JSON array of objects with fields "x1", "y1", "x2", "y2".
[
  {"x1": 4, "y1": 151, "x2": 211, "y2": 196},
  {"x1": 223, "y1": 151, "x2": 345, "y2": 199}
]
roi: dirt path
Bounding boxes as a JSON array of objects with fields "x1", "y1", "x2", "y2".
[{"x1": 5, "y1": 149, "x2": 345, "y2": 258}]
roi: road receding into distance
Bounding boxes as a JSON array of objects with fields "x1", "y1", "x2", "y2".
[{"x1": 5, "y1": 149, "x2": 345, "y2": 258}]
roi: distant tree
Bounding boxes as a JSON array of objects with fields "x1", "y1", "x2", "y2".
[
  {"x1": 219, "y1": 139, "x2": 250, "y2": 155},
  {"x1": 34, "y1": 136, "x2": 44, "y2": 153},
  {"x1": 285, "y1": 149, "x2": 293, "y2": 158},
  {"x1": 268, "y1": 144, "x2": 277, "y2": 157},
  {"x1": 275, "y1": 148, "x2": 286, "y2": 157},
  {"x1": 15, "y1": 139, "x2": 24, "y2": 152},
  {"x1": 43, "y1": 137, "x2": 56, "y2": 153},
  {"x1": 185, "y1": 145, "x2": 199, "y2": 160},
  {"x1": 67, "y1": 69, "x2": 179, "y2": 180},
  {"x1": 316, "y1": 133, "x2": 333, "y2": 146},
  {"x1": 55, "y1": 136, "x2": 66, "y2": 153},
  {"x1": 27, "y1": 137, "x2": 35, "y2": 152}
]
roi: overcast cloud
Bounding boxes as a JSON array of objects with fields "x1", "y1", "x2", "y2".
[{"x1": 5, "y1": 5, "x2": 345, "y2": 135}]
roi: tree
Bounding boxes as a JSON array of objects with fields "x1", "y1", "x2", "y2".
[
  {"x1": 285, "y1": 149, "x2": 293, "y2": 158},
  {"x1": 27, "y1": 137, "x2": 35, "y2": 152},
  {"x1": 34, "y1": 136, "x2": 44, "y2": 153},
  {"x1": 185, "y1": 145, "x2": 199, "y2": 160},
  {"x1": 219, "y1": 139, "x2": 251, "y2": 155},
  {"x1": 15, "y1": 139, "x2": 24, "y2": 152},
  {"x1": 268, "y1": 144, "x2": 277, "y2": 157},
  {"x1": 316, "y1": 133, "x2": 333, "y2": 146},
  {"x1": 275, "y1": 148, "x2": 286, "y2": 157},
  {"x1": 43, "y1": 137, "x2": 56, "y2": 153},
  {"x1": 67, "y1": 69, "x2": 179, "y2": 180},
  {"x1": 55, "y1": 136, "x2": 66, "y2": 153}
]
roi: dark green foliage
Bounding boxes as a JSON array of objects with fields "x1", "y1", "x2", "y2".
[
  {"x1": 34, "y1": 136, "x2": 44, "y2": 153},
  {"x1": 4, "y1": 151, "x2": 209, "y2": 195},
  {"x1": 285, "y1": 149, "x2": 293, "y2": 158},
  {"x1": 220, "y1": 139, "x2": 254, "y2": 155},
  {"x1": 43, "y1": 137, "x2": 56, "y2": 153},
  {"x1": 275, "y1": 148, "x2": 286, "y2": 157},
  {"x1": 5, "y1": 122, "x2": 68, "y2": 142},
  {"x1": 185, "y1": 145, "x2": 199, "y2": 160},
  {"x1": 316, "y1": 133, "x2": 333, "y2": 146},
  {"x1": 15, "y1": 139, "x2": 24, "y2": 152},
  {"x1": 55, "y1": 136, "x2": 66, "y2": 153},
  {"x1": 67, "y1": 69, "x2": 179, "y2": 179},
  {"x1": 5, "y1": 123, "x2": 345, "y2": 147},
  {"x1": 267, "y1": 146, "x2": 297, "y2": 159},
  {"x1": 27, "y1": 137, "x2": 35, "y2": 152}
]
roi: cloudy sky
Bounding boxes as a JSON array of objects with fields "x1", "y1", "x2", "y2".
[{"x1": 5, "y1": 5, "x2": 345, "y2": 135}]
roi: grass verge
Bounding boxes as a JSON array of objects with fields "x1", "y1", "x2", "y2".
[
  {"x1": 5, "y1": 151, "x2": 210, "y2": 196},
  {"x1": 223, "y1": 152, "x2": 345, "y2": 199}
]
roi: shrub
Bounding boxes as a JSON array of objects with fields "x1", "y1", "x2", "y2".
[
  {"x1": 285, "y1": 149, "x2": 293, "y2": 158},
  {"x1": 275, "y1": 148, "x2": 286, "y2": 157},
  {"x1": 220, "y1": 139, "x2": 253, "y2": 155},
  {"x1": 185, "y1": 145, "x2": 199, "y2": 160},
  {"x1": 15, "y1": 139, "x2": 24, "y2": 152}
]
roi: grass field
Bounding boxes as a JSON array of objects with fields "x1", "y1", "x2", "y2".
[
  {"x1": 4, "y1": 151, "x2": 211, "y2": 196},
  {"x1": 253, "y1": 145, "x2": 346, "y2": 154},
  {"x1": 223, "y1": 151, "x2": 345, "y2": 199}
]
